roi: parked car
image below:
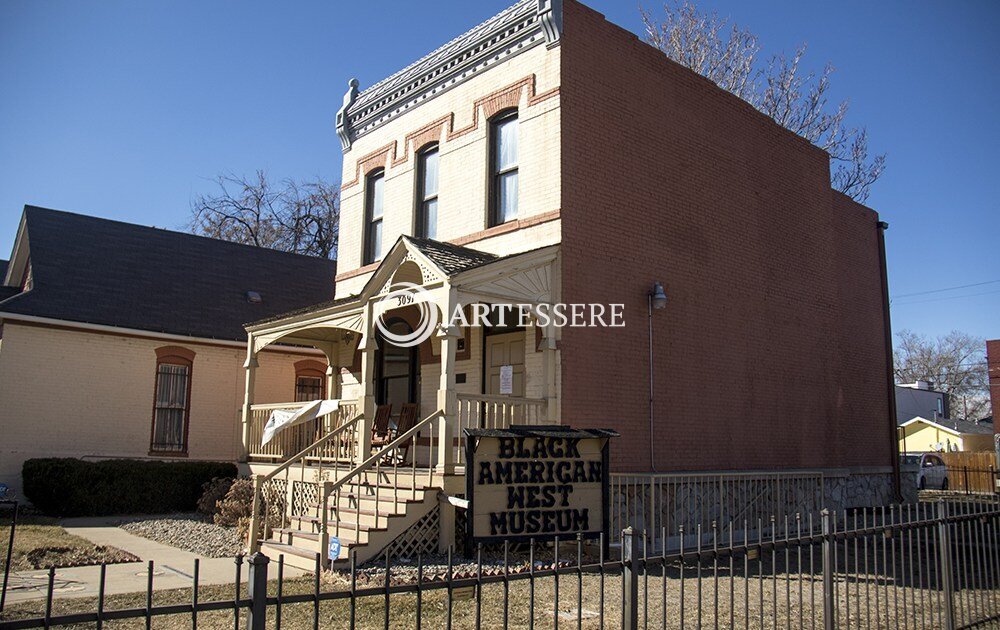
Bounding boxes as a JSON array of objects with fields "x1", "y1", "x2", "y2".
[{"x1": 901, "y1": 453, "x2": 949, "y2": 490}]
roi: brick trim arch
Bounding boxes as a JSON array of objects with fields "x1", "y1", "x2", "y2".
[{"x1": 154, "y1": 345, "x2": 196, "y2": 364}]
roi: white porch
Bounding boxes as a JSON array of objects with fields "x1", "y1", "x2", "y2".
[{"x1": 237, "y1": 237, "x2": 561, "y2": 566}]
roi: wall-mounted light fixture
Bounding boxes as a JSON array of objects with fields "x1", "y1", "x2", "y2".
[{"x1": 648, "y1": 281, "x2": 667, "y2": 472}]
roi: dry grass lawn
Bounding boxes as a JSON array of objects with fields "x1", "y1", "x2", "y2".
[
  {"x1": 0, "y1": 513, "x2": 137, "y2": 571},
  {"x1": 3, "y1": 562, "x2": 999, "y2": 629}
]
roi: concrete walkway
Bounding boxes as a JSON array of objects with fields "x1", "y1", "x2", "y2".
[{"x1": 3, "y1": 517, "x2": 303, "y2": 605}]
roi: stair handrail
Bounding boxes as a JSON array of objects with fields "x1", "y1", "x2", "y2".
[
  {"x1": 322, "y1": 409, "x2": 445, "y2": 548},
  {"x1": 248, "y1": 411, "x2": 364, "y2": 554},
  {"x1": 328, "y1": 409, "x2": 444, "y2": 495},
  {"x1": 261, "y1": 412, "x2": 364, "y2": 484}
]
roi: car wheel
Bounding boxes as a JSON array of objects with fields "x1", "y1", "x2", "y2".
[{"x1": 942, "y1": 478, "x2": 949, "y2": 491}]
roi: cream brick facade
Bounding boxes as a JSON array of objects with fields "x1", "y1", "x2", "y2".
[
  {"x1": 0, "y1": 321, "x2": 323, "y2": 496},
  {"x1": 336, "y1": 43, "x2": 562, "y2": 297}
]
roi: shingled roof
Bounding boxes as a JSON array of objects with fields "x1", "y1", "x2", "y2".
[
  {"x1": 404, "y1": 236, "x2": 498, "y2": 275},
  {"x1": 0, "y1": 206, "x2": 337, "y2": 342}
]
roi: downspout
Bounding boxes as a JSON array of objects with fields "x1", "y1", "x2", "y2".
[
  {"x1": 648, "y1": 294, "x2": 657, "y2": 472},
  {"x1": 877, "y1": 220, "x2": 902, "y2": 502}
]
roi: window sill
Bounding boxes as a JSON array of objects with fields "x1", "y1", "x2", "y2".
[{"x1": 148, "y1": 450, "x2": 189, "y2": 458}]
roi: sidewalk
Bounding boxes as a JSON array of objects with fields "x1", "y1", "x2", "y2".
[{"x1": 3, "y1": 517, "x2": 303, "y2": 605}]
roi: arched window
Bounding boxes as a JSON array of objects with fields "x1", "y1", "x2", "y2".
[
  {"x1": 294, "y1": 360, "x2": 328, "y2": 402},
  {"x1": 415, "y1": 144, "x2": 439, "y2": 239},
  {"x1": 150, "y1": 346, "x2": 195, "y2": 454},
  {"x1": 489, "y1": 110, "x2": 518, "y2": 226},
  {"x1": 364, "y1": 169, "x2": 385, "y2": 264}
]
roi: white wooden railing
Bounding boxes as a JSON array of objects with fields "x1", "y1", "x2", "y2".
[
  {"x1": 246, "y1": 400, "x2": 359, "y2": 462},
  {"x1": 248, "y1": 411, "x2": 365, "y2": 556},
  {"x1": 454, "y1": 393, "x2": 547, "y2": 466}
]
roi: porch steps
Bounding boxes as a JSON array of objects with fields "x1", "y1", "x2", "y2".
[{"x1": 258, "y1": 484, "x2": 441, "y2": 570}]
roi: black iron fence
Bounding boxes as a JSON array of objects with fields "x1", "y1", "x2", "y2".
[{"x1": 3, "y1": 499, "x2": 1000, "y2": 629}]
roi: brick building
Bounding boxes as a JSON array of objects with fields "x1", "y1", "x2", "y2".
[
  {"x1": 0, "y1": 206, "x2": 339, "y2": 497},
  {"x1": 240, "y1": 0, "x2": 899, "y2": 565}
]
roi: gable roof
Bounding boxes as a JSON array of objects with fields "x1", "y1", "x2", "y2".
[
  {"x1": 404, "y1": 236, "x2": 498, "y2": 275},
  {"x1": 0, "y1": 206, "x2": 337, "y2": 342},
  {"x1": 898, "y1": 416, "x2": 995, "y2": 436}
]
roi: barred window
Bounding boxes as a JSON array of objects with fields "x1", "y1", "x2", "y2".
[
  {"x1": 151, "y1": 363, "x2": 190, "y2": 453},
  {"x1": 295, "y1": 376, "x2": 324, "y2": 402},
  {"x1": 150, "y1": 347, "x2": 194, "y2": 454}
]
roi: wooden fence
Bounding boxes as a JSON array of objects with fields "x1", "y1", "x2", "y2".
[{"x1": 940, "y1": 451, "x2": 998, "y2": 494}]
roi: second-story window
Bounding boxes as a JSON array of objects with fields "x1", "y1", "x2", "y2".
[
  {"x1": 416, "y1": 145, "x2": 439, "y2": 239},
  {"x1": 489, "y1": 111, "x2": 518, "y2": 226},
  {"x1": 364, "y1": 169, "x2": 385, "y2": 264}
]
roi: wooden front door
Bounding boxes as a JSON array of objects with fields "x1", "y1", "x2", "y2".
[{"x1": 485, "y1": 332, "x2": 525, "y2": 397}]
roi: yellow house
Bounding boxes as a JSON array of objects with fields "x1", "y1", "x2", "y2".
[
  {"x1": 0, "y1": 206, "x2": 340, "y2": 497},
  {"x1": 898, "y1": 416, "x2": 995, "y2": 454}
]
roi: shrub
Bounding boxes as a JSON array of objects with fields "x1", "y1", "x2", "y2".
[
  {"x1": 197, "y1": 477, "x2": 234, "y2": 516},
  {"x1": 22, "y1": 458, "x2": 237, "y2": 517},
  {"x1": 214, "y1": 478, "x2": 254, "y2": 537}
]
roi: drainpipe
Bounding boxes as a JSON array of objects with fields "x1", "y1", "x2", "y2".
[
  {"x1": 648, "y1": 293, "x2": 656, "y2": 472},
  {"x1": 877, "y1": 221, "x2": 903, "y2": 502}
]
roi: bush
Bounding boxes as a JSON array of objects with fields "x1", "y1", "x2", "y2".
[
  {"x1": 214, "y1": 478, "x2": 254, "y2": 538},
  {"x1": 22, "y1": 458, "x2": 237, "y2": 517},
  {"x1": 197, "y1": 477, "x2": 234, "y2": 516}
]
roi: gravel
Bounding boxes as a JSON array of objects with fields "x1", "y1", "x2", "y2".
[
  {"x1": 326, "y1": 542, "x2": 607, "y2": 588},
  {"x1": 118, "y1": 514, "x2": 244, "y2": 558}
]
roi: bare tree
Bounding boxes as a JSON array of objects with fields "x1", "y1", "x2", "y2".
[
  {"x1": 641, "y1": 3, "x2": 886, "y2": 203},
  {"x1": 189, "y1": 171, "x2": 339, "y2": 259},
  {"x1": 894, "y1": 329, "x2": 990, "y2": 421}
]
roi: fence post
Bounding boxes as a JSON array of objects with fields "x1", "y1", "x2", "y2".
[
  {"x1": 623, "y1": 526, "x2": 640, "y2": 630},
  {"x1": 821, "y1": 509, "x2": 835, "y2": 630},
  {"x1": 936, "y1": 501, "x2": 956, "y2": 630},
  {"x1": 246, "y1": 552, "x2": 269, "y2": 630}
]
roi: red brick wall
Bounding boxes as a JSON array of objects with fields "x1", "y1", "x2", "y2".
[
  {"x1": 988, "y1": 340, "x2": 1000, "y2": 429},
  {"x1": 558, "y1": 0, "x2": 895, "y2": 473}
]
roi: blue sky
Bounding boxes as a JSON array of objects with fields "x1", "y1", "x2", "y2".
[{"x1": 1, "y1": 1, "x2": 998, "y2": 341}]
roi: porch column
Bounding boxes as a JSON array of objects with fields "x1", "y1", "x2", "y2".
[
  {"x1": 357, "y1": 303, "x2": 377, "y2": 461},
  {"x1": 436, "y1": 289, "x2": 461, "y2": 553},
  {"x1": 436, "y1": 319, "x2": 461, "y2": 475},
  {"x1": 541, "y1": 323, "x2": 559, "y2": 423},
  {"x1": 239, "y1": 335, "x2": 260, "y2": 463}
]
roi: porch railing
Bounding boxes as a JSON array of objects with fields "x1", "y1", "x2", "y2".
[
  {"x1": 454, "y1": 393, "x2": 547, "y2": 466},
  {"x1": 246, "y1": 400, "x2": 359, "y2": 462},
  {"x1": 456, "y1": 393, "x2": 547, "y2": 431},
  {"x1": 248, "y1": 412, "x2": 365, "y2": 555}
]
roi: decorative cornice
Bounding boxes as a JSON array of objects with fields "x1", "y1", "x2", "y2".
[
  {"x1": 537, "y1": 0, "x2": 562, "y2": 46},
  {"x1": 338, "y1": 0, "x2": 561, "y2": 152},
  {"x1": 335, "y1": 78, "x2": 359, "y2": 151},
  {"x1": 341, "y1": 74, "x2": 559, "y2": 190}
]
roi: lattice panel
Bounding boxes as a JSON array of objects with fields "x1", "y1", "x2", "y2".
[
  {"x1": 384, "y1": 506, "x2": 440, "y2": 560},
  {"x1": 292, "y1": 481, "x2": 319, "y2": 517}
]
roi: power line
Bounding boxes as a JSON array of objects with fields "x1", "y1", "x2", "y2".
[
  {"x1": 891, "y1": 288, "x2": 1000, "y2": 306},
  {"x1": 891, "y1": 279, "x2": 1000, "y2": 299}
]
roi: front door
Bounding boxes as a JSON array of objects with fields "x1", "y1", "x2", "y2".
[{"x1": 485, "y1": 332, "x2": 525, "y2": 397}]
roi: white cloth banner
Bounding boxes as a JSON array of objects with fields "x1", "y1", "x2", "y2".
[{"x1": 261, "y1": 399, "x2": 341, "y2": 446}]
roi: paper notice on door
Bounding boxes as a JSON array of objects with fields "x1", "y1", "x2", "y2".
[{"x1": 499, "y1": 365, "x2": 513, "y2": 394}]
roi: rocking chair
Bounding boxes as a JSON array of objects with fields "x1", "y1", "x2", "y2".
[{"x1": 370, "y1": 404, "x2": 393, "y2": 450}]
